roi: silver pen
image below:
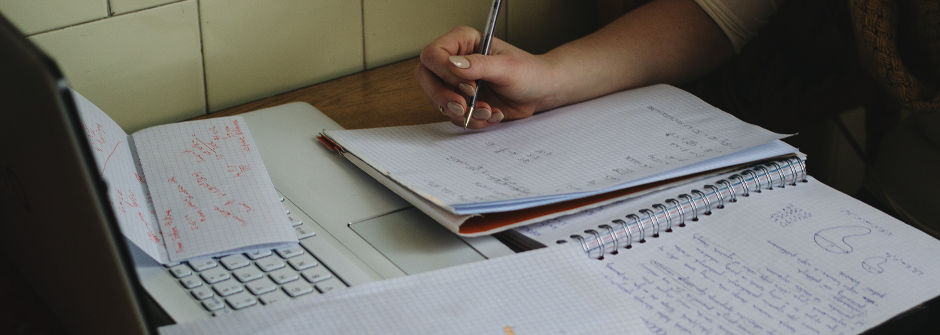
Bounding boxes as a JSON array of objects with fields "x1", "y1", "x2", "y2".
[{"x1": 464, "y1": 0, "x2": 502, "y2": 128}]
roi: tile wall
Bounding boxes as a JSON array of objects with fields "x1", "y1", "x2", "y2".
[{"x1": 0, "y1": 0, "x2": 596, "y2": 132}]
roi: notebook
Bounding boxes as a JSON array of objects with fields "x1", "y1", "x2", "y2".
[
  {"x1": 320, "y1": 84, "x2": 800, "y2": 236},
  {"x1": 159, "y1": 173, "x2": 940, "y2": 334},
  {"x1": 72, "y1": 90, "x2": 297, "y2": 264}
]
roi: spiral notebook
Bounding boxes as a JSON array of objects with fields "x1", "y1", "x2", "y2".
[{"x1": 161, "y1": 160, "x2": 940, "y2": 334}]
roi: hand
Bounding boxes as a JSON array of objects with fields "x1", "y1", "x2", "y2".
[{"x1": 415, "y1": 26, "x2": 557, "y2": 129}]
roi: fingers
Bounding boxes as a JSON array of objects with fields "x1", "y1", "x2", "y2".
[
  {"x1": 416, "y1": 57, "x2": 504, "y2": 130},
  {"x1": 419, "y1": 26, "x2": 480, "y2": 90},
  {"x1": 461, "y1": 102, "x2": 505, "y2": 129}
]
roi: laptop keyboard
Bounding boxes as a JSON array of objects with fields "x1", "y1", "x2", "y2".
[{"x1": 164, "y1": 196, "x2": 347, "y2": 316}]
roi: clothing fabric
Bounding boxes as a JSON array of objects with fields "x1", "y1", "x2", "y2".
[{"x1": 693, "y1": 0, "x2": 786, "y2": 52}]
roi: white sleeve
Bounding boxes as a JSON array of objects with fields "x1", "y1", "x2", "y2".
[{"x1": 693, "y1": 0, "x2": 785, "y2": 52}]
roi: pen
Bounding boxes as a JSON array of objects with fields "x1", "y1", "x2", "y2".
[{"x1": 464, "y1": 0, "x2": 502, "y2": 128}]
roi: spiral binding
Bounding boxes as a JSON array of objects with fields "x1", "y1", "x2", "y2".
[{"x1": 567, "y1": 156, "x2": 807, "y2": 259}]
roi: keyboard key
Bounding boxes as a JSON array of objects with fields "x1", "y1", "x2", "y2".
[
  {"x1": 258, "y1": 290, "x2": 289, "y2": 305},
  {"x1": 282, "y1": 281, "x2": 314, "y2": 298},
  {"x1": 202, "y1": 296, "x2": 225, "y2": 311},
  {"x1": 275, "y1": 245, "x2": 305, "y2": 259},
  {"x1": 191, "y1": 285, "x2": 214, "y2": 300},
  {"x1": 232, "y1": 266, "x2": 263, "y2": 283},
  {"x1": 220, "y1": 254, "x2": 250, "y2": 270},
  {"x1": 180, "y1": 276, "x2": 203, "y2": 289},
  {"x1": 245, "y1": 277, "x2": 277, "y2": 295},
  {"x1": 200, "y1": 267, "x2": 231, "y2": 284},
  {"x1": 212, "y1": 279, "x2": 244, "y2": 297},
  {"x1": 315, "y1": 277, "x2": 345, "y2": 294},
  {"x1": 225, "y1": 292, "x2": 257, "y2": 310},
  {"x1": 212, "y1": 309, "x2": 231, "y2": 317},
  {"x1": 255, "y1": 256, "x2": 286, "y2": 272},
  {"x1": 269, "y1": 267, "x2": 300, "y2": 285},
  {"x1": 287, "y1": 254, "x2": 318, "y2": 271},
  {"x1": 300, "y1": 267, "x2": 333, "y2": 284},
  {"x1": 169, "y1": 264, "x2": 192, "y2": 278},
  {"x1": 294, "y1": 225, "x2": 316, "y2": 239},
  {"x1": 244, "y1": 249, "x2": 272, "y2": 260},
  {"x1": 188, "y1": 258, "x2": 218, "y2": 272}
]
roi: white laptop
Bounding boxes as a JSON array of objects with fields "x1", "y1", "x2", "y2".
[
  {"x1": 0, "y1": 13, "x2": 512, "y2": 333},
  {"x1": 132, "y1": 102, "x2": 515, "y2": 323}
]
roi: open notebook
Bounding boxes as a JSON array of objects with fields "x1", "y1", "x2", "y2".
[
  {"x1": 73, "y1": 90, "x2": 296, "y2": 264},
  {"x1": 160, "y1": 174, "x2": 940, "y2": 334},
  {"x1": 320, "y1": 84, "x2": 799, "y2": 236}
]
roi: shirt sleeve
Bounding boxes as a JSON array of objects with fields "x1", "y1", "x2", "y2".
[{"x1": 693, "y1": 0, "x2": 785, "y2": 52}]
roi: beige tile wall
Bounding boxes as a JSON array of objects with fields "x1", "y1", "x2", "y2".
[{"x1": 0, "y1": 0, "x2": 595, "y2": 131}]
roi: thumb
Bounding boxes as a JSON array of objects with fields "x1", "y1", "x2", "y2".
[{"x1": 447, "y1": 52, "x2": 518, "y2": 87}]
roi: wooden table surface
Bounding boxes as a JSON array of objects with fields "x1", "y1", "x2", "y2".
[{"x1": 210, "y1": 57, "x2": 446, "y2": 129}]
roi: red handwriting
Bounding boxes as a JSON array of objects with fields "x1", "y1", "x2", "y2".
[
  {"x1": 214, "y1": 206, "x2": 247, "y2": 226},
  {"x1": 139, "y1": 211, "x2": 161, "y2": 243},
  {"x1": 183, "y1": 133, "x2": 222, "y2": 162},
  {"x1": 227, "y1": 164, "x2": 251, "y2": 177},
  {"x1": 83, "y1": 123, "x2": 108, "y2": 152},
  {"x1": 192, "y1": 172, "x2": 227, "y2": 198},
  {"x1": 99, "y1": 140, "x2": 123, "y2": 175},
  {"x1": 169, "y1": 176, "x2": 207, "y2": 224}
]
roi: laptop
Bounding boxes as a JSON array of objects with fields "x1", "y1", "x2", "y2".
[{"x1": 0, "y1": 14, "x2": 512, "y2": 333}]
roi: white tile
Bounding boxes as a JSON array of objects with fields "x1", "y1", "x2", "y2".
[
  {"x1": 0, "y1": 0, "x2": 107, "y2": 34},
  {"x1": 30, "y1": 1, "x2": 204, "y2": 132},
  {"x1": 363, "y1": 0, "x2": 507, "y2": 69},
  {"x1": 200, "y1": 0, "x2": 363, "y2": 111},
  {"x1": 110, "y1": 0, "x2": 180, "y2": 14}
]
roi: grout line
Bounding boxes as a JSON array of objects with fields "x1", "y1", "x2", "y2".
[
  {"x1": 26, "y1": 0, "x2": 188, "y2": 36},
  {"x1": 360, "y1": 0, "x2": 367, "y2": 70},
  {"x1": 195, "y1": 0, "x2": 210, "y2": 114}
]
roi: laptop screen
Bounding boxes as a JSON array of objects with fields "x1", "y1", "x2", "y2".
[{"x1": 0, "y1": 14, "x2": 157, "y2": 334}]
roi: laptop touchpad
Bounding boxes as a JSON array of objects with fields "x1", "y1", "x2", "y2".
[{"x1": 350, "y1": 207, "x2": 485, "y2": 275}]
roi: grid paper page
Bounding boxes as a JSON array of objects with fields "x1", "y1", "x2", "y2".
[
  {"x1": 326, "y1": 84, "x2": 788, "y2": 214},
  {"x1": 132, "y1": 117, "x2": 296, "y2": 263},
  {"x1": 160, "y1": 246, "x2": 643, "y2": 335},
  {"x1": 71, "y1": 90, "x2": 168, "y2": 263},
  {"x1": 593, "y1": 177, "x2": 940, "y2": 334}
]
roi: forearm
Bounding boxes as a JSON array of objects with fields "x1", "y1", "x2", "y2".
[{"x1": 538, "y1": 0, "x2": 733, "y2": 110}]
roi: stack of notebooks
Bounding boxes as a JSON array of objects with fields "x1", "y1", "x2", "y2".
[{"x1": 163, "y1": 84, "x2": 940, "y2": 334}]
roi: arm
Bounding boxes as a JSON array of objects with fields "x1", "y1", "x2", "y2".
[{"x1": 416, "y1": 0, "x2": 734, "y2": 128}]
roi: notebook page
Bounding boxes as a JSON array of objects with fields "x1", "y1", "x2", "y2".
[
  {"x1": 593, "y1": 177, "x2": 940, "y2": 334},
  {"x1": 159, "y1": 246, "x2": 641, "y2": 335},
  {"x1": 132, "y1": 117, "x2": 296, "y2": 263},
  {"x1": 325, "y1": 84, "x2": 789, "y2": 214},
  {"x1": 71, "y1": 90, "x2": 168, "y2": 264}
]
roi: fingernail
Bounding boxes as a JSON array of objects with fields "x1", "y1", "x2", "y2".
[
  {"x1": 458, "y1": 82, "x2": 475, "y2": 97},
  {"x1": 472, "y1": 108, "x2": 491, "y2": 120},
  {"x1": 487, "y1": 111, "x2": 504, "y2": 123},
  {"x1": 438, "y1": 105, "x2": 446, "y2": 115},
  {"x1": 446, "y1": 101, "x2": 464, "y2": 115},
  {"x1": 449, "y1": 55, "x2": 470, "y2": 69}
]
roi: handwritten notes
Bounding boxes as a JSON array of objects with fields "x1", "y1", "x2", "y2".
[
  {"x1": 593, "y1": 178, "x2": 940, "y2": 334},
  {"x1": 159, "y1": 178, "x2": 940, "y2": 334},
  {"x1": 133, "y1": 117, "x2": 296, "y2": 263},
  {"x1": 73, "y1": 90, "x2": 295, "y2": 263},
  {"x1": 72, "y1": 90, "x2": 168, "y2": 263},
  {"x1": 324, "y1": 84, "x2": 792, "y2": 215}
]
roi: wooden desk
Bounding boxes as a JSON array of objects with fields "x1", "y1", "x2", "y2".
[{"x1": 210, "y1": 57, "x2": 445, "y2": 129}]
